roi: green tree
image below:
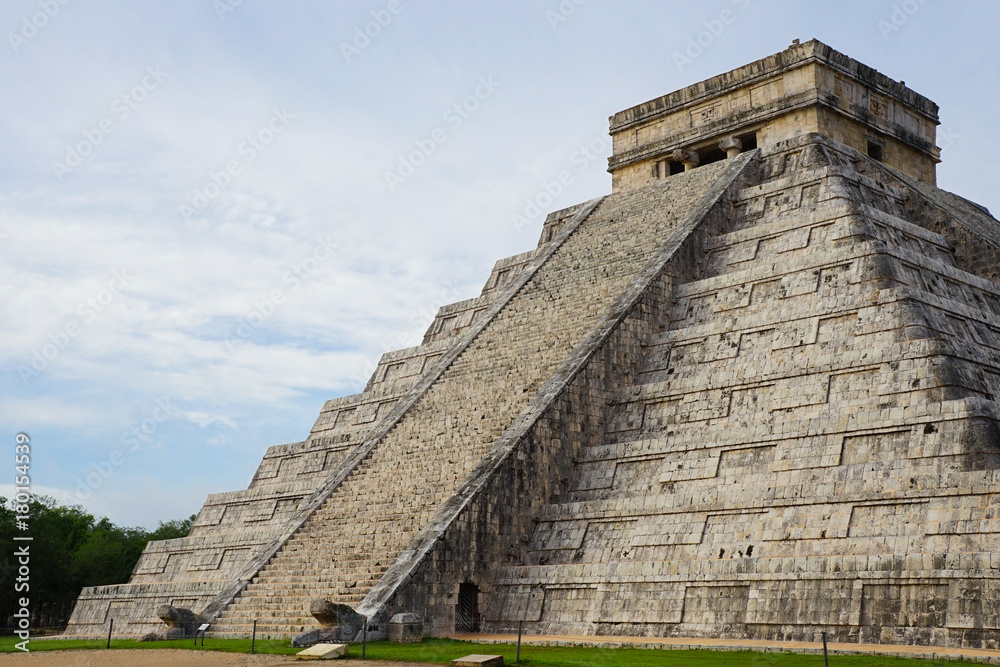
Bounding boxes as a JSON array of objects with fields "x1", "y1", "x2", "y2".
[{"x1": 1, "y1": 496, "x2": 193, "y2": 629}]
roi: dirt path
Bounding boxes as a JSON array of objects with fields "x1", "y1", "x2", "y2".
[
  {"x1": 0, "y1": 650, "x2": 429, "y2": 666},
  {"x1": 461, "y1": 632, "x2": 1000, "y2": 662}
]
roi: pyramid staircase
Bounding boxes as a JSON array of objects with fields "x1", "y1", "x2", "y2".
[{"x1": 207, "y1": 155, "x2": 751, "y2": 637}]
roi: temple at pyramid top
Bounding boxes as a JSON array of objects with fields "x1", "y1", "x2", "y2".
[{"x1": 608, "y1": 39, "x2": 940, "y2": 192}]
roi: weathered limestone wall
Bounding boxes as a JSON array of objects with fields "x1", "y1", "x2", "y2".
[{"x1": 813, "y1": 106, "x2": 935, "y2": 184}]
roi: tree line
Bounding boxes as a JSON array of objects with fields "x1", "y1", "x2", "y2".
[{"x1": 1, "y1": 495, "x2": 192, "y2": 630}]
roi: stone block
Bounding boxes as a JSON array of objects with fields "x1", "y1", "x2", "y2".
[
  {"x1": 387, "y1": 612, "x2": 423, "y2": 643},
  {"x1": 451, "y1": 655, "x2": 503, "y2": 667},
  {"x1": 295, "y1": 643, "x2": 348, "y2": 660}
]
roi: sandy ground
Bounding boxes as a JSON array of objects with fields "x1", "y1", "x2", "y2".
[{"x1": 0, "y1": 650, "x2": 429, "y2": 666}]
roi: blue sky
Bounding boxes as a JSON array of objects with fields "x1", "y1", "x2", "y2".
[{"x1": 2, "y1": 0, "x2": 997, "y2": 528}]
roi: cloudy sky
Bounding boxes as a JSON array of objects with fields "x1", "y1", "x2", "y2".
[{"x1": 1, "y1": 0, "x2": 997, "y2": 528}]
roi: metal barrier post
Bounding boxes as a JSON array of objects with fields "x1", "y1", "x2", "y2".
[
  {"x1": 516, "y1": 620, "x2": 523, "y2": 665},
  {"x1": 251, "y1": 620, "x2": 257, "y2": 654},
  {"x1": 107, "y1": 618, "x2": 113, "y2": 649},
  {"x1": 823, "y1": 632, "x2": 829, "y2": 667}
]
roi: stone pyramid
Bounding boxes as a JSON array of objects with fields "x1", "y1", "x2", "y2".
[{"x1": 67, "y1": 40, "x2": 1000, "y2": 649}]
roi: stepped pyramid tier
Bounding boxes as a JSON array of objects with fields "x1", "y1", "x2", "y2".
[{"x1": 66, "y1": 40, "x2": 1000, "y2": 649}]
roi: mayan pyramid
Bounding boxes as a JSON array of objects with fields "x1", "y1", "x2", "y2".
[{"x1": 66, "y1": 40, "x2": 1000, "y2": 649}]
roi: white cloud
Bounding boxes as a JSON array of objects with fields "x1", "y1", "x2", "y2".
[
  {"x1": 0, "y1": 484, "x2": 82, "y2": 509},
  {"x1": 183, "y1": 411, "x2": 238, "y2": 430}
]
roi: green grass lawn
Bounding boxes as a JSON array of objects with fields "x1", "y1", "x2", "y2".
[
  {"x1": 0, "y1": 636, "x2": 300, "y2": 655},
  {"x1": 0, "y1": 636, "x2": 967, "y2": 665}
]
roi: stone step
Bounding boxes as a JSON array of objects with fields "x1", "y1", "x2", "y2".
[
  {"x1": 258, "y1": 552, "x2": 378, "y2": 559},
  {"x1": 216, "y1": 610, "x2": 314, "y2": 620},
  {"x1": 233, "y1": 590, "x2": 370, "y2": 602},
  {"x1": 259, "y1": 558, "x2": 385, "y2": 566},
  {"x1": 220, "y1": 604, "x2": 365, "y2": 619},
  {"x1": 250, "y1": 571, "x2": 382, "y2": 581},
  {"x1": 250, "y1": 571, "x2": 383, "y2": 583},
  {"x1": 246, "y1": 579, "x2": 379, "y2": 590},
  {"x1": 237, "y1": 579, "x2": 374, "y2": 591},
  {"x1": 229, "y1": 585, "x2": 372, "y2": 597},
  {"x1": 209, "y1": 624, "x2": 311, "y2": 636},
  {"x1": 252, "y1": 564, "x2": 372, "y2": 574},
  {"x1": 228, "y1": 590, "x2": 369, "y2": 603}
]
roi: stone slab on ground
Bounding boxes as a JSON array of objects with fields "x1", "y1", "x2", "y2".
[
  {"x1": 296, "y1": 643, "x2": 349, "y2": 660},
  {"x1": 450, "y1": 656, "x2": 503, "y2": 667}
]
